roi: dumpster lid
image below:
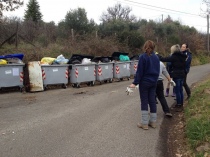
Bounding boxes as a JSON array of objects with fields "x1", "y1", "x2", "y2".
[
  {"x1": 67, "y1": 54, "x2": 94, "y2": 64},
  {"x1": 70, "y1": 54, "x2": 94, "y2": 60},
  {"x1": 0, "y1": 53, "x2": 24, "y2": 60},
  {"x1": 111, "y1": 52, "x2": 129, "y2": 57},
  {"x1": 130, "y1": 55, "x2": 140, "y2": 60},
  {"x1": 92, "y1": 56, "x2": 112, "y2": 63}
]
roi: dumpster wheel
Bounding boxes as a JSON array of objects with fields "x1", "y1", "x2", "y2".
[
  {"x1": 91, "y1": 81, "x2": 95, "y2": 86},
  {"x1": 20, "y1": 87, "x2": 25, "y2": 93},
  {"x1": 86, "y1": 82, "x2": 91, "y2": 86},
  {"x1": 120, "y1": 78, "x2": 123, "y2": 81},
  {"x1": 44, "y1": 86, "x2": 48, "y2": 91},
  {"x1": 109, "y1": 79, "x2": 113, "y2": 83},
  {"x1": 104, "y1": 80, "x2": 108, "y2": 83},
  {"x1": 72, "y1": 84, "x2": 80, "y2": 88},
  {"x1": 127, "y1": 77, "x2": 130, "y2": 80},
  {"x1": 62, "y1": 84, "x2": 67, "y2": 89}
]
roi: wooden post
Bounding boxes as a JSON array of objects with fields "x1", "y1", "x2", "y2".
[
  {"x1": 96, "y1": 31, "x2": 98, "y2": 38},
  {"x1": 71, "y1": 29, "x2": 74, "y2": 40},
  {"x1": 15, "y1": 22, "x2": 19, "y2": 48},
  {"x1": 207, "y1": 14, "x2": 209, "y2": 53}
]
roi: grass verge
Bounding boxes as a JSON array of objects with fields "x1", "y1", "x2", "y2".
[{"x1": 184, "y1": 79, "x2": 210, "y2": 157}]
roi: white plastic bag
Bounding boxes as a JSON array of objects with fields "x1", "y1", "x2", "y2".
[
  {"x1": 55, "y1": 54, "x2": 69, "y2": 64},
  {"x1": 82, "y1": 58, "x2": 91, "y2": 64}
]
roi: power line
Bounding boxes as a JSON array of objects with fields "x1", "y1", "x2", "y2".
[{"x1": 119, "y1": 0, "x2": 203, "y2": 17}]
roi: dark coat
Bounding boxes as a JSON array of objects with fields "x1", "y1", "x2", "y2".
[{"x1": 159, "y1": 51, "x2": 187, "y2": 79}]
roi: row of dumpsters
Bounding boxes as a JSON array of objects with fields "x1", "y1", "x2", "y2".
[{"x1": 0, "y1": 60, "x2": 138, "y2": 92}]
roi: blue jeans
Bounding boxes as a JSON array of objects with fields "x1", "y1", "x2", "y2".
[
  {"x1": 173, "y1": 78, "x2": 184, "y2": 105},
  {"x1": 139, "y1": 81, "x2": 157, "y2": 113}
]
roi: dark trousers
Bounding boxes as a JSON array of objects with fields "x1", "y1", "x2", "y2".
[
  {"x1": 156, "y1": 80, "x2": 170, "y2": 113},
  {"x1": 139, "y1": 81, "x2": 157, "y2": 113},
  {"x1": 183, "y1": 74, "x2": 191, "y2": 96},
  {"x1": 173, "y1": 78, "x2": 184, "y2": 105}
]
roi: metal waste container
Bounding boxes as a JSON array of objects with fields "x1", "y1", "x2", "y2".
[
  {"x1": 0, "y1": 64, "x2": 25, "y2": 92},
  {"x1": 130, "y1": 55, "x2": 140, "y2": 76},
  {"x1": 113, "y1": 61, "x2": 131, "y2": 81},
  {"x1": 92, "y1": 56, "x2": 113, "y2": 84},
  {"x1": 41, "y1": 64, "x2": 69, "y2": 90},
  {"x1": 130, "y1": 60, "x2": 138, "y2": 76},
  {"x1": 69, "y1": 63, "x2": 96, "y2": 88},
  {"x1": 112, "y1": 52, "x2": 131, "y2": 81},
  {"x1": 95, "y1": 62, "x2": 113, "y2": 84}
]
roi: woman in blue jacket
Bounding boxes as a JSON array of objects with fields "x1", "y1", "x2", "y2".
[{"x1": 129, "y1": 40, "x2": 160, "y2": 130}]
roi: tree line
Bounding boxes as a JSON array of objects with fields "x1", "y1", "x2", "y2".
[{"x1": 0, "y1": 0, "x2": 208, "y2": 57}]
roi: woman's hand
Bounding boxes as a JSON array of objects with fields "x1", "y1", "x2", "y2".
[{"x1": 129, "y1": 84, "x2": 137, "y2": 88}]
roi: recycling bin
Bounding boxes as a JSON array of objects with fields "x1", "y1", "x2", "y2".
[
  {"x1": 95, "y1": 62, "x2": 113, "y2": 84},
  {"x1": 113, "y1": 61, "x2": 131, "y2": 81},
  {"x1": 130, "y1": 60, "x2": 138, "y2": 76},
  {"x1": 41, "y1": 64, "x2": 69, "y2": 90},
  {"x1": 69, "y1": 63, "x2": 96, "y2": 88},
  {"x1": 0, "y1": 64, "x2": 25, "y2": 92}
]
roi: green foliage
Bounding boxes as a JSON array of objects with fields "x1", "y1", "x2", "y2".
[
  {"x1": 63, "y1": 8, "x2": 96, "y2": 34},
  {"x1": 198, "y1": 55, "x2": 210, "y2": 64},
  {"x1": 168, "y1": 35, "x2": 180, "y2": 44},
  {"x1": 99, "y1": 20, "x2": 129, "y2": 36},
  {"x1": 185, "y1": 79, "x2": 210, "y2": 156},
  {"x1": 117, "y1": 31, "x2": 144, "y2": 50},
  {"x1": 24, "y1": 0, "x2": 42, "y2": 22}
]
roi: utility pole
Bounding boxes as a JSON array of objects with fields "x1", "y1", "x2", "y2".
[
  {"x1": 207, "y1": 14, "x2": 209, "y2": 53},
  {"x1": 162, "y1": 14, "x2": 163, "y2": 23}
]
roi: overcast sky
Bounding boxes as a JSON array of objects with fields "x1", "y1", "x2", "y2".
[{"x1": 3, "y1": 0, "x2": 207, "y2": 33}]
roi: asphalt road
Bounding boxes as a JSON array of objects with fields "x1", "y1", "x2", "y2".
[{"x1": 0, "y1": 64, "x2": 210, "y2": 157}]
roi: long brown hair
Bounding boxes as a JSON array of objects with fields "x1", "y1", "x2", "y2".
[{"x1": 143, "y1": 40, "x2": 155, "y2": 54}]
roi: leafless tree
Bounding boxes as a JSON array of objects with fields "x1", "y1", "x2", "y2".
[
  {"x1": 100, "y1": 3, "x2": 136, "y2": 22},
  {"x1": 0, "y1": 0, "x2": 23, "y2": 19}
]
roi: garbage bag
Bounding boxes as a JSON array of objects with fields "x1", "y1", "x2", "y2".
[
  {"x1": 0, "y1": 59, "x2": 7, "y2": 65},
  {"x1": 82, "y1": 58, "x2": 91, "y2": 64},
  {"x1": 54, "y1": 54, "x2": 69, "y2": 64},
  {"x1": 41, "y1": 57, "x2": 56, "y2": 65},
  {"x1": 6, "y1": 57, "x2": 24, "y2": 64},
  {"x1": 119, "y1": 55, "x2": 130, "y2": 61}
]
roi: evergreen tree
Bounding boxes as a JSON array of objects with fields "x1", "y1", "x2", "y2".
[{"x1": 24, "y1": 0, "x2": 42, "y2": 22}]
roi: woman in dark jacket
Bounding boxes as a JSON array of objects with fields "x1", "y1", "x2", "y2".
[
  {"x1": 159, "y1": 44, "x2": 187, "y2": 109},
  {"x1": 165, "y1": 56, "x2": 176, "y2": 97}
]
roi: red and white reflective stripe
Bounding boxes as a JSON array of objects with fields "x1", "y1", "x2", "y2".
[
  {"x1": 75, "y1": 68, "x2": 78, "y2": 78},
  {"x1": 116, "y1": 66, "x2": 120, "y2": 74},
  {"x1": 20, "y1": 72, "x2": 24, "y2": 82},
  {"x1": 98, "y1": 66, "x2": 102, "y2": 76},
  {"x1": 42, "y1": 69, "x2": 46, "y2": 80},
  {"x1": 134, "y1": 63, "x2": 137, "y2": 71},
  {"x1": 65, "y1": 68, "x2": 68, "y2": 78},
  {"x1": 94, "y1": 68, "x2": 96, "y2": 76}
]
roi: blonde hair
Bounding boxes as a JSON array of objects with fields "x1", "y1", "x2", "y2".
[
  {"x1": 143, "y1": 40, "x2": 155, "y2": 53},
  {"x1": 171, "y1": 44, "x2": 180, "y2": 54}
]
